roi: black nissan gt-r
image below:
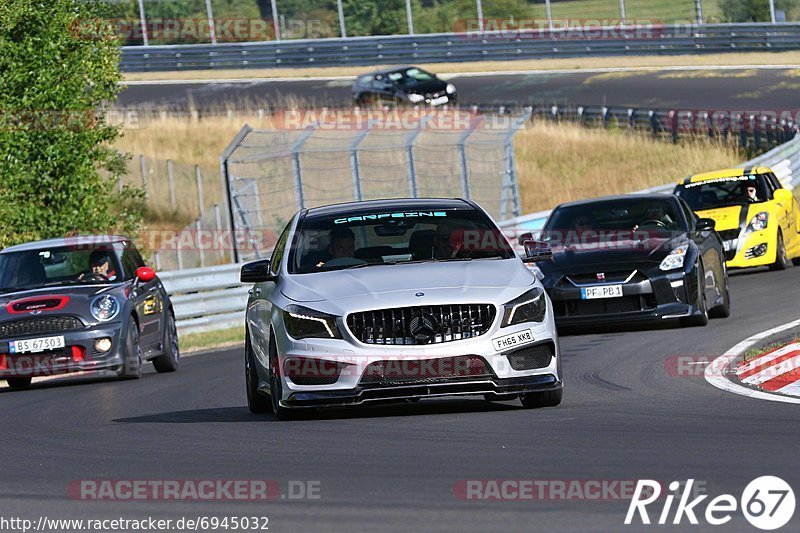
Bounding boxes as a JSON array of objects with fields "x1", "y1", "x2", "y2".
[
  {"x1": 525, "y1": 194, "x2": 730, "y2": 328},
  {"x1": 0, "y1": 236, "x2": 179, "y2": 390}
]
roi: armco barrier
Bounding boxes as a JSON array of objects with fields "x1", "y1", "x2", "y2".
[
  {"x1": 121, "y1": 23, "x2": 800, "y2": 72},
  {"x1": 162, "y1": 134, "x2": 800, "y2": 335},
  {"x1": 159, "y1": 262, "x2": 247, "y2": 335}
]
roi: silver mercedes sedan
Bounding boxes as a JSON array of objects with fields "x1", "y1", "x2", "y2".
[{"x1": 240, "y1": 198, "x2": 562, "y2": 419}]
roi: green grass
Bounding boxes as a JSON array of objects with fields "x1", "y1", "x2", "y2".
[
  {"x1": 181, "y1": 326, "x2": 244, "y2": 353},
  {"x1": 743, "y1": 336, "x2": 800, "y2": 363}
]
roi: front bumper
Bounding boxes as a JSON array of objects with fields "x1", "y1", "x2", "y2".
[
  {"x1": 546, "y1": 268, "x2": 700, "y2": 327},
  {"x1": 724, "y1": 228, "x2": 774, "y2": 268},
  {"x1": 0, "y1": 322, "x2": 125, "y2": 378},
  {"x1": 285, "y1": 374, "x2": 561, "y2": 407},
  {"x1": 257, "y1": 309, "x2": 560, "y2": 408}
]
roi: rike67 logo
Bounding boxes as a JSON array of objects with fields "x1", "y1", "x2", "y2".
[{"x1": 625, "y1": 477, "x2": 795, "y2": 530}]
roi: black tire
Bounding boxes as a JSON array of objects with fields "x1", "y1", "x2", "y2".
[
  {"x1": 268, "y1": 333, "x2": 309, "y2": 421},
  {"x1": 709, "y1": 265, "x2": 731, "y2": 319},
  {"x1": 6, "y1": 377, "x2": 32, "y2": 391},
  {"x1": 770, "y1": 231, "x2": 791, "y2": 270},
  {"x1": 245, "y1": 332, "x2": 273, "y2": 414},
  {"x1": 152, "y1": 311, "x2": 180, "y2": 373},
  {"x1": 116, "y1": 318, "x2": 142, "y2": 379},
  {"x1": 520, "y1": 389, "x2": 562, "y2": 408},
  {"x1": 681, "y1": 263, "x2": 709, "y2": 327}
]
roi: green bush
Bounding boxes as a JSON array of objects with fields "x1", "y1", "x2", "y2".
[
  {"x1": 0, "y1": 0, "x2": 143, "y2": 248},
  {"x1": 720, "y1": 0, "x2": 798, "y2": 22}
]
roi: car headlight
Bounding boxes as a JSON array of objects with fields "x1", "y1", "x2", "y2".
[
  {"x1": 526, "y1": 263, "x2": 545, "y2": 281},
  {"x1": 745, "y1": 212, "x2": 768, "y2": 234},
  {"x1": 407, "y1": 93, "x2": 425, "y2": 103},
  {"x1": 659, "y1": 245, "x2": 688, "y2": 271},
  {"x1": 91, "y1": 295, "x2": 120, "y2": 322},
  {"x1": 501, "y1": 287, "x2": 546, "y2": 327},
  {"x1": 446, "y1": 83, "x2": 456, "y2": 94},
  {"x1": 282, "y1": 305, "x2": 342, "y2": 340}
]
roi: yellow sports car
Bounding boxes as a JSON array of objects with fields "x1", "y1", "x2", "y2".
[{"x1": 674, "y1": 166, "x2": 800, "y2": 269}]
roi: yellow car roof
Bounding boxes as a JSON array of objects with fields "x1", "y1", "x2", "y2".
[{"x1": 679, "y1": 166, "x2": 774, "y2": 185}]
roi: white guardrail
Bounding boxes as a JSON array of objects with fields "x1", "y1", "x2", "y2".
[{"x1": 163, "y1": 135, "x2": 800, "y2": 335}]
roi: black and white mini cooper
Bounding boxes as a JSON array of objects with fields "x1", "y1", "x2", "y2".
[{"x1": 0, "y1": 236, "x2": 179, "y2": 390}]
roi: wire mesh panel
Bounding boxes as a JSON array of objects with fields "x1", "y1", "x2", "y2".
[{"x1": 222, "y1": 111, "x2": 528, "y2": 261}]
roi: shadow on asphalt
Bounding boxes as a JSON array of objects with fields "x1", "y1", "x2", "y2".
[{"x1": 112, "y1": 398, "x2": 522, "y2": 423}]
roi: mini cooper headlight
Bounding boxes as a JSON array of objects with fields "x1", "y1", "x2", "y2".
[
  {"x1": 501, "y1": 287, "x2": 547, "y2": 327},
  {"x1": 282, "y1": 305, "x2": 342, "y2": 340},
  {"x1": 91, "y1": 295, "x2": 120, "y2": 322},
  {"x1": 407, "y1": 93, "x2": 425, "y2": 103},
  {"x1": 659, "y1": 245, "x2": 688, "y2": 271},
  {"x1": 446, "y1": 83, "x2": 456, "y2": 94},
  {"x1": 745, "y1": 212, "x2": 769, "y2": 234}
]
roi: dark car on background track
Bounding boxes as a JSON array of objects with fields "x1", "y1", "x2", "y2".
[
  {"x1": 524, "y1": 194, "x2": 730, "y2": 328},
  {"x1": 352, "y1": 66, "x2": 457, "y2": 107},
  {"x1": 0, "y1": 236, "x2": 179, "y2": 390}
]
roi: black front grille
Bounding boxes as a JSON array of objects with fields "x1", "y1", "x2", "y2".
[
  {"x1": 346, "y1": 304, "x2": 496, "y2": 345},
  {"x1": 0, "y1": 316, "x2": 84, "y2": 338},
  {"x1": 718, "y1": 229, "x2": 741, "y2": 241},
  {"x1": 565, "y1": 270, "x2": 638, "y2": 285},
  {"x1": 359, "y1": 355, "x2": 492, "y2": 386},
  {"x1": 507, "y1": 343, "x2": 555, "y2": 370},
  {"x1": 554, "y1": 295, "x2": 657, "y2": 317}
]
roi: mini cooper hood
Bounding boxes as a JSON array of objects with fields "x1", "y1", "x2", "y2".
[
  {"x1": 0, "y1": 284, "x2": 125, "y2": 322},
  {"x1": 544, "y1": 234, "x2": 687, "y2": 270},
  {"x1": 281, "y1": 259, "x2": 533, "y2": 303},
  {"x1": 695, "y1": 205, "x2": 746, "y2": 232}
]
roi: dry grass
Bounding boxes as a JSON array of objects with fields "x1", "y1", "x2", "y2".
[
  {"x1": 515, "y1": 122, "x2": 742, "y2": 213},
  {"x1": 123, "y1": 51, "x2": 800, "y2": 82},
  {"x1": 114, "y1": 113, "x2": 744, "y2": 227}
]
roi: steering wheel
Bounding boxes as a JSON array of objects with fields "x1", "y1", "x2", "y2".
[
  {"x1": 634, "y1": 219, "x2": 668, "y2": 231},
  {"x1": 78, "y1": 272, "x2": 109, "y2": 282},
  {"x1": 321, "y1": 257, "x2": 367, "y2": 269}
]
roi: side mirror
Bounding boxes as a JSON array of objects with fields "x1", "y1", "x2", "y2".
[
  {"x1": 774, "y1": 188, "x2": 792, "y2": 204},
  {"x1": 135, "y1": 266, "x2": 156, "y2": 282},
  {"x1": 240, "y1": 259, "x2": 275, "y2": 283},
  {"x1": 695, "y1": 218, "x2": 716, "y2": 232},
  {"x1": 517, "y1": 232, "x2": 533, "y2": 246},
  {"x1": 522, "y1": 240, "x2": 553, "y2": 263}
]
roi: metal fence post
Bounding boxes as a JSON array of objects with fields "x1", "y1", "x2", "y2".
[
  {"x1": 336, "y1": 0, "x2": 346, "y2": 37},
  {"x1": 290, "y1": 124, "x2": 318, "y2": 210},
  {"x1": 457, "y1": 117, "x2": 482, "y2": 199},
  {"x1": 214, "y1": 204, "x2": 225, "y2": 262},
  {"x1": 195, "y1": 165, "x2": 205, "y2": 215},
  {"x1": 136, "y1": 0, "x2": 149, "y2": 47},
  {"x1": 167, "y1": 159, "x2": 176, "y2": 211},
  {"x1": 502, "y1": 110, "x2": 531, "y2": 220},
  {"x1": 405, "y1": 127, "x2": 424, "y2": 197},
  {"x1": 196, "y1": 218, "x2": 205, "y2": 267},
  {"x1": 349, "y1": 126, "x2": 371, "y2": 202},
  {"x1": 139, "y1": 155, "x2": 149, "y2": 200},
  {"x1": 220, "y1": 124, "x2": 253, "y2": 264}
]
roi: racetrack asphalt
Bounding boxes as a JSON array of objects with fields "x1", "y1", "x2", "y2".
[
  {"x1": 2, "y1": 266, "x2": 799, "y2": 531},
  {"x1": 118, "y1": 68, "x2": 800, "y2": 112}
]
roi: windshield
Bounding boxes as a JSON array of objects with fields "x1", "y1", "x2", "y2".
[
  {"x1": 675, "y1": 174, "x2": 770, "y2": 210},
  {"x1": 0, "y1": 245, "x2": 123, "y2": 293},
  {"x1": 543, "y1": 198, "x2": 685, "y2": 246},
  {"x1": 387, "y1": 68, "x2": 436, "y2": 86},
  {"x1": 288, "y1": 207, "x2": 514, "y2": 274}
]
